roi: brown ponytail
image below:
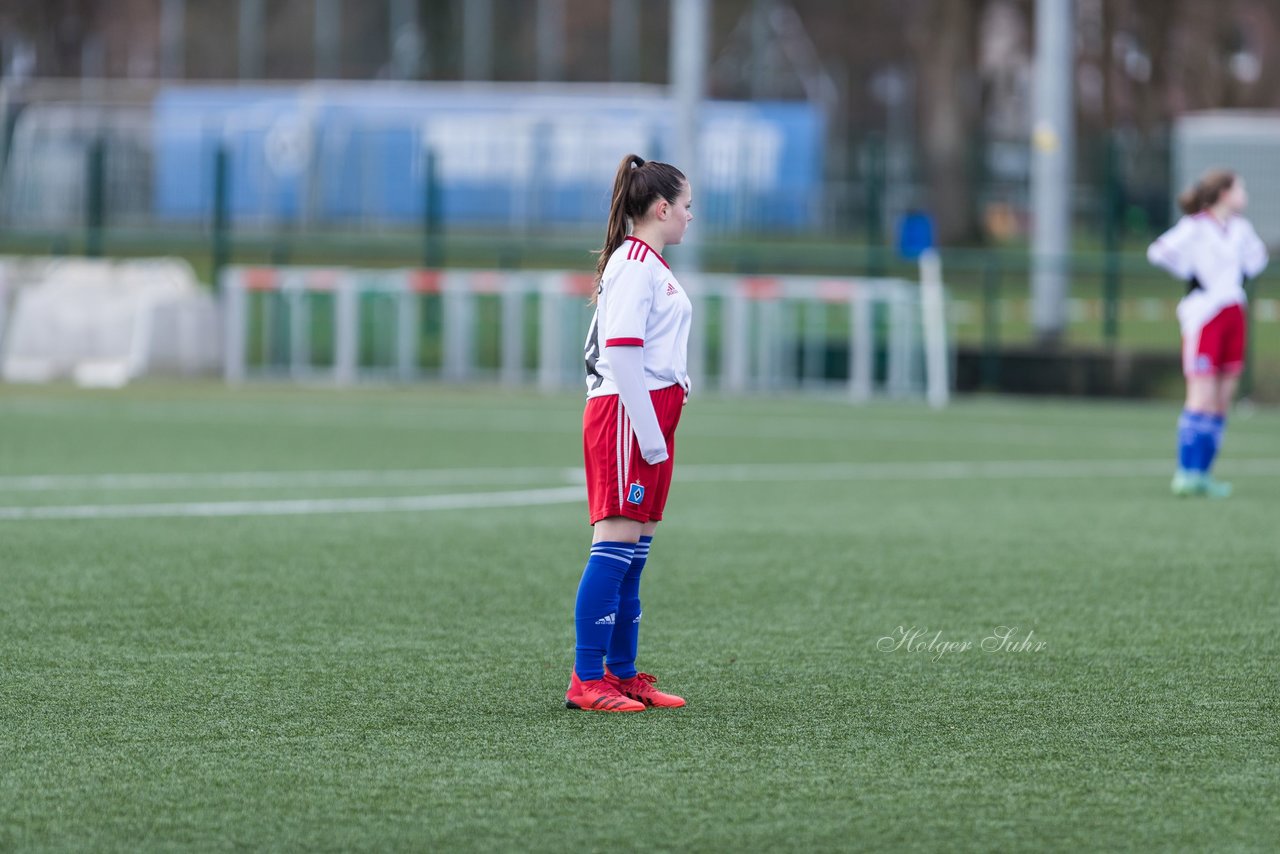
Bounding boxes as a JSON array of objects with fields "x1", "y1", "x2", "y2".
[
  {"x1": 592, "y1": 153, "x2": 687, "y2": 293},
  {"x1": 1177, "y1": 169, "x2": 1237, "y2": 215}
]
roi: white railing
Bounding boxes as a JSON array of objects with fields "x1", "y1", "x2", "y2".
[{"x1": 221, "y1": 265, "x2": 950, "y2": 403}]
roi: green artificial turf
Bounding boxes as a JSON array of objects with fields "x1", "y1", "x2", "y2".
[{"x1": 1, "y1": 384, "x2": 1277, "y2": 851}]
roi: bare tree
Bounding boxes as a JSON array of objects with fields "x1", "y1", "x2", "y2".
[{"x1": 909, "y1": 0, "x2": 985, "y2": 244}]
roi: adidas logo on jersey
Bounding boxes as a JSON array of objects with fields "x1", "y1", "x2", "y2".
[
  {"x1": 666, "y1": 282, "x2": 678, "y2": 296},
  {"x1": 595, "y1": 613, "x2": 616, "y2": 625}
]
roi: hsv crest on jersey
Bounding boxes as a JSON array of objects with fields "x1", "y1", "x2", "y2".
[{"x1": 627, "y1": 482, "x2": 645, "y2": 505}]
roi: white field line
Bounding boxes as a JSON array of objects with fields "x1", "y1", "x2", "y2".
[
  {"x1": 1, "y1": 458, "x2": 1278, "y2": 521},
  {"x1": 0, "y1": 486, "x2": 587, "y2": 521},
  {"x1": 675, "y1": 458, "x2": 1280, "y2": 482},
  {"x1": 0, "y1": 466, "x2": 574, "y2": 492}
]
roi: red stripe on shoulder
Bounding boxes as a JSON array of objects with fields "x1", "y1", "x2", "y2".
[
  {"x1": 605, "y1": 337, "x2": 644, "y2": 347},
  {"x1": 624, "y1": 235, "x2": 669, "y2": 269}
]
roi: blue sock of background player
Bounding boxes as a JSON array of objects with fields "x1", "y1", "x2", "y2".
[
  {"x1": 1176, "y1": 409, "x2": 1203, "y2": 473},
  {"x1": 1202, "y1": 413, "x2": 1226, "y2": 473},
  {"x1": 1187, "y1": 411, "x2": 1217, "y2": 473}
]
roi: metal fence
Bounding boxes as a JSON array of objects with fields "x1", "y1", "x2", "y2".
[{"x1": 0, "y1": 80, "x2": 1181, "y2": 245}]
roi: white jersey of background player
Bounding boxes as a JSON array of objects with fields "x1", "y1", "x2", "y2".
[{"x1": 1147, "y1": 169, "x2": 1268, "y2": 498}]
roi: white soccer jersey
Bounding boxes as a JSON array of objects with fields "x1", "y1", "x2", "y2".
[
  {"x1": 584, "y1": 236, "x2": 692, "y2": 398},
  {"x1": 1148, "y1": 212, "x2": 1268, "y2": 333}
]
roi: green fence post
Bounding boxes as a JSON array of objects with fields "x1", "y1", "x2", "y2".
[
  {"x1": 211, "y1": 144, "x2": 231, "y2": 293},
  {"x1": 271, "y1": 227, "x2": 292, "y2": 266},
  {"x1": 864, "y1": 133, "x2": 885, "y2": 277},
  {"x1": 422, "y1": 148, "x2": 442, "y2": 268},
  {"x1": 982, "y1": 253, "x2": 1001, "y2": 389},
  {"x1": 85, "y1": 136, "x2": 106, "y2": 258},
  {"x1": 1102, "y1": 133, "x2": 1121, "y2": 345}
]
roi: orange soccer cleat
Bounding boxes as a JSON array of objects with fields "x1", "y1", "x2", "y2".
[
  {"x1": 565, "y1": 671, "x2": 646, "y2": 712},
  {"x1": 603, "y1": 668, "x2": 686, "y2": 708}
]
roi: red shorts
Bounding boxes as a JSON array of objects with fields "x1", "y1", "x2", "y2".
[
  {"x1": 583, "y1": 384, "x2": 685, "y2": 525},
  {"x1": 1183, "y1": 304, "x2": 1247, "y2": 377}
]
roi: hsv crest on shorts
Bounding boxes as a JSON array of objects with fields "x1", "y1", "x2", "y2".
[{"x1": 627, "y1": 482, "x2": 645, "y2": 505}]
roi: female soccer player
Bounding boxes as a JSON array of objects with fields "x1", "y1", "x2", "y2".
[
  {"x1": 565, "y1": 153, "x2": 693, "y2": 712},
  {"x1": 1148, "y1": 169, "x2": 1268, "y2": 497}
]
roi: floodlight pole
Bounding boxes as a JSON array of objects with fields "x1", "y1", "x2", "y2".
[
  {"x1": 1030, "y1": 0, "x2": 1074, "y2": 346},
  {"x1": 536, "y1": 0, "x2": 566, "y2": 81},
  {"x1": 389, "y1": 0, "x2": 423, "y2": 80},
  {"x1": 159, "y1": 0, "x2": 185, "y2": 79},
  {"x1": 239, "y1": 0, "x2": 264, "y2": 80},
  {"x1": 463, "y1": 0, "x2": 494, "y2": 80},
  {"x1": 671, "y1": 0, "x2": 708, "y2": 390},
  {"x1": 316, "y1": 0, "x2": 341, "y2": 79},
  {"x1": 610, "y1": 0, "x2": 639, "y2": 82},
  {"x1": 670, "y1": 0, "x2": 708, "y2": 273}
]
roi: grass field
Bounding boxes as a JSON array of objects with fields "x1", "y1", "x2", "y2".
[{"x1": 1, "y1": 383, "x2": 1278, "y2": 851}]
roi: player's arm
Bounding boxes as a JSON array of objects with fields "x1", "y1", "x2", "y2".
[
  {"x1": 1147, "y1": 218, "x2": 1196, "y2": 282},
  {"x1": 603, "y1": 264, "x2": 667, "y2": 465},
  {"x1": 1240, "y1": 220, "x2": 1269, "y2": 280}
]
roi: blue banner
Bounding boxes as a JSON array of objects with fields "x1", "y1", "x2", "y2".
[{"x1": 153, "y1": 85, "x2": 825, "y2": 231}]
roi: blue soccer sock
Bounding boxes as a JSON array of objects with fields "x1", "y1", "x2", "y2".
[
  {"x1": 1202, "y1": 414, "x2": 1226, "y2": 474},
  {"x1": 573, "y1": 541, "x2": 636, "y2": 681},
  {"x1": 605, "y1": 535, "x2": 652, "y2": 680},
  {"x1": 1176, "y1": 409, "x2": 1202, "y2": 473},
  {"x1": 1187, "y1": 412, "x2": 1217, "y2": 474}
]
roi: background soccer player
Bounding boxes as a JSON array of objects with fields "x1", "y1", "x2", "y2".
[
  {"x1": 565, "y1": 154, "x2": 693, "y2": 712},
  {"x1": 1147, "y1": 169, "x2": 1269, "y2": 497}
]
